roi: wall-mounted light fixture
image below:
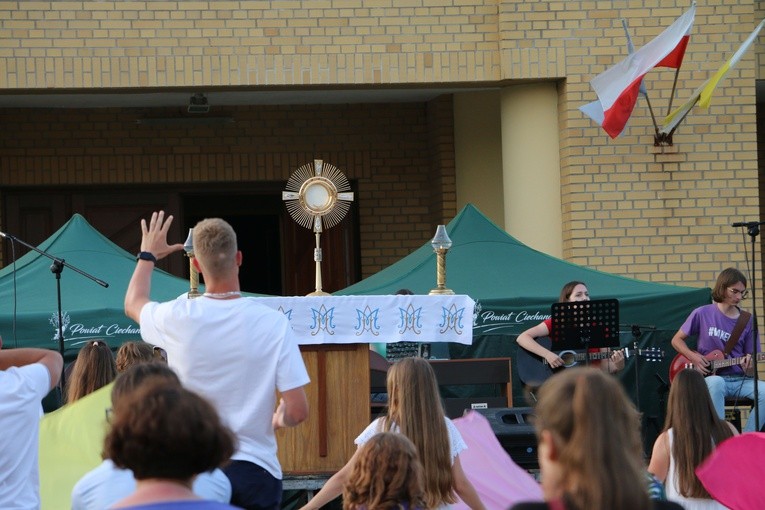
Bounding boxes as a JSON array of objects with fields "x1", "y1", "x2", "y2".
[{"x1": 188, "y1": 93, "x2": 210, "y2": 114}]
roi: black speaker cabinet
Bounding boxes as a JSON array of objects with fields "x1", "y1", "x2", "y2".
[{"x1": 474, "y1": 407, "x2": 538, "y2": 470}]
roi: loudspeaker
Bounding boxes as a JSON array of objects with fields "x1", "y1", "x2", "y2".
[{"x1": 474, "y1": 407, "x2": 538, "y2": 470}]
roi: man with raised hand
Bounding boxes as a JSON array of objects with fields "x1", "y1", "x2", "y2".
[{"x1": 125, "y1": 211, "x2": 309, "y2": 510}]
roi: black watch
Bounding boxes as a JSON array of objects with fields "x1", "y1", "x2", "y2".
[{"x1": 136, "y1": 251, "x2": 157, "y2": 264}]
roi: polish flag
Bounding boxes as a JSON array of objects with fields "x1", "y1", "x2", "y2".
[
  {"x1": 656, "y1": 31, "x2": 690, "y2": 69},
  {"x1": 580, "y1": 4, "x2": 696, "y2": 138}
]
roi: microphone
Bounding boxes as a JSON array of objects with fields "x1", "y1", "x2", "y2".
[{"x1": 732, "y1": 221, "x2": 765, "y2": 228}]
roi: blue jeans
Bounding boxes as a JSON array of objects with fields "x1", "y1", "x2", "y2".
[
  {"x1": 705, "y1": 374, "x2": 765, "y2": 432},
  {"x1": 223, "y1": 460, "x2": 282, "y2": 510}
]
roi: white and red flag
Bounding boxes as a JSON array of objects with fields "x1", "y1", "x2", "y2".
[{"x1": 580, "y1": 4, "x2": 696, "y2": 138}]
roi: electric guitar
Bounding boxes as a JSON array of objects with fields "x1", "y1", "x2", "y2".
[
  {"x1": 668, "y1": 350, "x2": 765, "y2": 383},
  {"x1": 516, "y1": 337, "x2": 665, "y2": 386}
]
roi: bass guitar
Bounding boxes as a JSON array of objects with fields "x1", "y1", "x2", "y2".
[
  {"x1": 668, "y1": 350, "x2": 765, "y2": 383},
  {"x1": 517, "y1": 336, "x2": 665, "y2": 386}
]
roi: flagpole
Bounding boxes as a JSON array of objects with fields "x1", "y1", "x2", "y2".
[
  {"x1": 668, "y1": 96, "x2": 700, "y2": 137},
  {"x1": 642, "y1": 91, "x2": 661, "y2": 136},
  {"x1": 666, "y1": 67, "x2": 681, "y2": 116}
]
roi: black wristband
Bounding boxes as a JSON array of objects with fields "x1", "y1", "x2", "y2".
[{"x1": 136, "y1": 251, "x2": 157, "y2": 263}]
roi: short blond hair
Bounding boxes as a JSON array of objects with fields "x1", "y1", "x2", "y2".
[
  {"x1": 115, "y1": 341, "x2": 155, "y2": 372},
  {"x1": 193, "y1": 218, "x2": 238, "y2": 278}
]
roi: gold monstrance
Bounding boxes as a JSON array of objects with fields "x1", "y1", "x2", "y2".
[{"x1": 282, "y1": 159, "x2": 354, "y2": 296}]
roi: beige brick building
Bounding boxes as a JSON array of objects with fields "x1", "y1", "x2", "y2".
[{"x1": 0, "y1": 0, "x2": 762, "y2": 298}]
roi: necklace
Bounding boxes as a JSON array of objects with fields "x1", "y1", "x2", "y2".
[{"x1": 203, "y1": 291, "x2": 242, "y2": 299}]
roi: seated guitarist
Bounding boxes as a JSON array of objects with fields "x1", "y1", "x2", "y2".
[
  {"x1": 671, "y1": 267, "x2": 765, "y2": 432},
  {"x1": 516, "y1": 281, "x2": 625, "y2": 374}
]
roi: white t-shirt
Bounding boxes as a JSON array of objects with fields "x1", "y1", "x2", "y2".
[
  {"x1": 0, "y1": 363, "x2": 51, "y2": 509},
  {"x1": 140, "y1": 296, "x2": 310, "y2": 479},
  {"x1": 355, "y1": 416, "x2": 467, "y2": 463},
  {"x1": 71, "y1": 459, "x2": 232, "y2": 509}
]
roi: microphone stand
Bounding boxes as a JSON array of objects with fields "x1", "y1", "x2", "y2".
[
  {"x1": 745, "y1": 223, "x2": 761, "y2": 431},
  {"x1": 631, "y1": 324, "x2": 644, "y2": 413},
  {"x1": 732, "y1": 221, "x2": 762, "y2": 430},
  {"x1": 0, "y1": 231, "x2": 109, "y2": 391}
]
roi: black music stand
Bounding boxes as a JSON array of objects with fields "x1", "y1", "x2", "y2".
[{"x1": 550, "y1": 299, "x2": 620, "y2": 362}]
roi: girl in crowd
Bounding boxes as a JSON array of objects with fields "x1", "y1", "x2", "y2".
[
  {"x1": 66, "y1": 340, "x2": 117, "y2": 403},
  {"x1": 512, "y1": 367, "x2": 682, "y2": 510},
  {"x1": 343, "y1": 432, "x2": 425, "y2": 510},
  {"x1": 115, "y1": 340, "x2": 155, "y2": 372},
  {"x1": 71, "y1": 362, "x2": 232, "y2": 509},
  {"x1": 648, "y1": 369, "x2": 737, "y2": 509},
  {"x1": 104, "y1": 377, "x2": 238, "y2": 509},
  {"x1": 302, "y1": 357, "x2": 485, "y2": 510},
  {"x1": 516, "y1": 281, "x2": 624, "y2": 374}
]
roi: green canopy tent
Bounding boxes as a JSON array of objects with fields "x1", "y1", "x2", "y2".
[
  {"x1": 0, "y1": 214, "x2": 194, "y2": 359},
  {"x1": 336, "y1": 204, "x2": 711, "y2": 449}
]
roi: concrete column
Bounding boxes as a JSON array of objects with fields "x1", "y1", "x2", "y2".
[
  {"x1": 453, "y1": 90, "x2": 504, "y2": 228},
  {"x1": 501, "y1": 83, "x2": 562, "y2": 257}
]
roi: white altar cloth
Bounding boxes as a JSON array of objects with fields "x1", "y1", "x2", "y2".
[{"x1": 253, "y1": 294, "x2": 475, "y2": 346}]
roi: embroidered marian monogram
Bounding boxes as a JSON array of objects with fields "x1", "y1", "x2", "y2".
[
  {"x1": 398, "y1": 304, "x2": 423, "y2": 335},
  {"x1": 310, "y1": 304, "x2": 336, "y2": 336},
  {"x1": 278, "y1": 305, "x2": 293, "y2": 321},
  {"x1": 439, "y1": 304, "x2": 465, "y2": 334},
  {"x1": 354, "y1": 306, "x2": 380, "y2": 336}
]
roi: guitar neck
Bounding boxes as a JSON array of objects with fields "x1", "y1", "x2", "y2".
[
  {"x1": 711, "y1": 352, "x2": 765, "y2": 370},
  {"x1": 567, "y1": 350, "x2": 614, "y2": 362}
]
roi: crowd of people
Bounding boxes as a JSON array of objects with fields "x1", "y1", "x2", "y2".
[{"x1": 1, "y1": 212, "x2": 764, "y2": 510}]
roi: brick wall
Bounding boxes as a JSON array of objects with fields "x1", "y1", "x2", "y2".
[
  {"x1": 554, "y1": 1, "x2": 761, "y2": 290},
  {"x1": 0, "y1": 101, "x2": 455, "y2": 277},
  {"x1": 0, "y1": 0, "x2": 763, "y2": 293},
  {"x1": 0, "y1": 1, "x2": 502, "y2": 88}
]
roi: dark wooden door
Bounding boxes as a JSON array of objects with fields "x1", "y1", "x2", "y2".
[{"x1": 3, "y1": 185, "x2": 360, "y2": 297}]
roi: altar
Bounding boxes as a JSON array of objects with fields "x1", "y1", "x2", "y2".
[{"x1": 255, "y1": 294, "x2": 475, "y2": 473}]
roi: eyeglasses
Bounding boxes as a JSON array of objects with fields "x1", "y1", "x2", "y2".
[{"x1": 728, "y1": 288, "x2": 749, "y2": 299}]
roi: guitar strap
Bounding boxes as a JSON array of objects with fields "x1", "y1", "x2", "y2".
[{"x1": 723, "y1": 310, "x2": 751, "y2": 356}]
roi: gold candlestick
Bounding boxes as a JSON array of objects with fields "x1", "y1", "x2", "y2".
[
  {"x1": 429, "y1": 225, "x2": 455, "y2": 296},
  {"x1": 183, "y1": 228, "x2": 202, "y2": 299}
]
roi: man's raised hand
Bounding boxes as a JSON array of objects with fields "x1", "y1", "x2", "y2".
[{"x1": 140, "y1": 211, "x2": 185, "y2": 261}]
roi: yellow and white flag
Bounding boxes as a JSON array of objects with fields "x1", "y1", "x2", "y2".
[{"x1": 661, "y1": 19, "x2": 765, "y2": 135}]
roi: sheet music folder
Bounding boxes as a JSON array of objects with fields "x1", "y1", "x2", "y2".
[{"x1": 550, "y1": 299, "x2": 620, "y2": 351}]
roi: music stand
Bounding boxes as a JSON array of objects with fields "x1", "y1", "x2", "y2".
[{"x1": 550, "y1": 299, "x2": 620, "y2": 362}]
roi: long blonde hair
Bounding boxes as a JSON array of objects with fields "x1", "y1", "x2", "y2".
[
  {"x1": 664, "y1": 369, "x2": 734, "y2": 498},
  {"x1": 343, "y1": 432, "x2": 425, "y2": 510},
  {"x1": 383, "y1": 357, "x2": 454, "y2": 509},
  {"x1": 534, "y1": 367, "x2": 651, "y2": 510},
  {"x1": 66, "y1": 340, "x2": 117, "y2": 403}
]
